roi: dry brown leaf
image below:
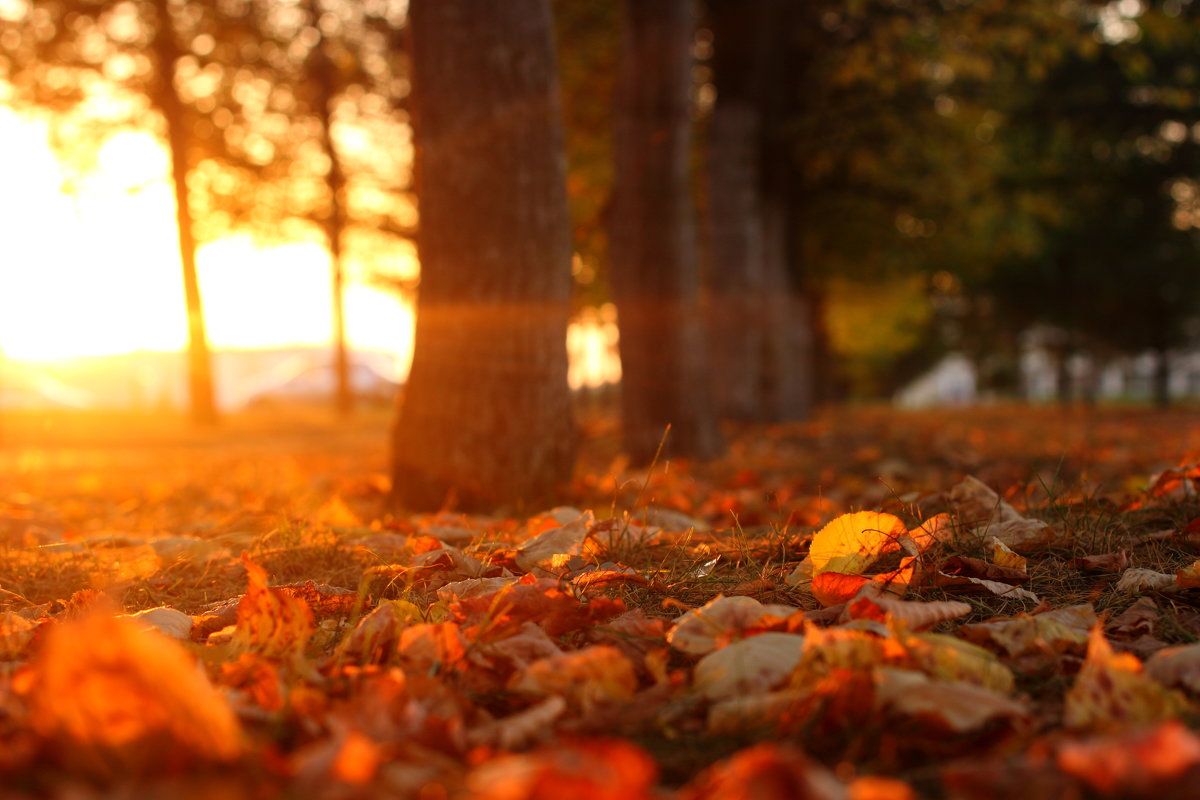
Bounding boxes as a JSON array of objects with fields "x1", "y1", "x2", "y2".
[
  {"x1": 232, "y1": 554, "x2": 315, "y2": 659},
  {"x1": 667, "y1": 595, "x2": 798, "y2": 655},
  {"x1": 510, "y1": 645, "x2": 638, "y2": 712},
  {"x1": 875, "y1": 668, "x2": 1029, "y2": 733},
  {"x1": 948, "y1": 476, "x2": 1053, "y2": 551},
  {"x1": 467, "y1": 739, "x2": 658, "y2": 800},
  {"x1": 1064, "y1": 626, "x2": 1189, "y2": 733},
  {"x1": 692, "y1": 632, "x2": 806, "y2": 701},
  {"x1": 466, "y1": 696, "x2": 567, "y2": 749},
  {"x1": 843, "y1": 585, "x2": 971, "y2": 630},
  {"x1": 1070, "y1": 551, "x2": 1130, "y2": 573},
  {"x1": 1115, "y1": 567, "x2": 1178, "y2": 593},
  {"x1": 960, "y1": 605, "x2": 1094, "y2": 658},
  {"x1": 1146, "y1": 643, "x2": 1200, "y2": 693},
  {"x1": 514, "y1": 511, "x2": 592, "y2": 577},
  {"x1": 122, "y1": 607, "x2": 193, "y2": 640}
]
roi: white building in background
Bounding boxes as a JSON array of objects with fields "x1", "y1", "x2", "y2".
[{"x1": 894, "y1": 352, "x2": 977, "y2": 409}]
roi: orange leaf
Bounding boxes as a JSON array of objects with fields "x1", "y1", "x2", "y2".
[
  {"x1": 812, "y1": 571, "x2": 869, "y2": 607},
  {"x1": 233, "y1": 554, "x2": 315, "y2": 659},
  {"x1": 26, "y1": 614, "x2": 241, "y2": 771}
]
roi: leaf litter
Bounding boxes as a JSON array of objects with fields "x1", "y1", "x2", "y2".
[{"x1": 6, "y1": 406, "x2": 1200, "y2": 796}]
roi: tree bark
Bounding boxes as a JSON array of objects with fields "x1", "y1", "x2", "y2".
[
  {"x1": 150, "y1": 0, "x2": 216, "y2": 426},
  {"x1": 611, "y1": 0, "x2": 722, "y2": 464},
  {"x1": 392, "y1": 0, "x2": 576, "y2": 512},
  {"x1": 706, "y1": 0, "x2": 812, "y2": 422},
  {"x1": 1153, "y1": 346, "x2": 1171, "y2": 409},
  {"x1": 309, "y1": 0, "x2": 352, "y2": 417}
]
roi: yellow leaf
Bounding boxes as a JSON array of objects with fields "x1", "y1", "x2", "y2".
[
  {"x1": 809, "y1": 511, "x2": 908, "y2": 576},
  {"x1": 987, "y1": 536, "x2": 1027, "y2": 572},
  {"x1": 899, "y1": 630, "x2": 1015, "y2": 692},
  {"x1": 1176, "y1": 559, "x2": 1200, "y2": 589},
  {"x1": 959, "y1": 605, "x2": 1094, "y2": 658},
  {"x1": 1064, "y1": 627, "x2": 1189, "y2": 733}
]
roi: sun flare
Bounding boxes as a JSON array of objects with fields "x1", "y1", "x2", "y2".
[{"x1": 0, "y1": 109, "x2": 415, "y2": 367}]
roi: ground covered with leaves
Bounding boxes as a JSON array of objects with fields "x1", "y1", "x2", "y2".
[{"x1": 5, "y1": 405, "x2": 1200, "y2": 799}]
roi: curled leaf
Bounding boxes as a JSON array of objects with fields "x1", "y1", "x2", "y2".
[
  {"x1": 843, "y1": 583, "x2": 971, "y2": 630},
  {"x1": 667, "y1": 595, "x2": 798, "y2": 655},
  {"x1": 1115, "y1": 567, "x2": 1178, "y2": 593},
  {"x1": 875, "y1": 668, "x2": 1028, "y2": 733},
  {"x1": 233, "y1": 554, "x2": 315, "y2": 659},
  {"x1": 122, "y1": 607, "x2": 193, "y2": 640}
]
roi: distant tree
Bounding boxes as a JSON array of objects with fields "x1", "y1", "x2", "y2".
[
  {"x1": 391, "y1": 0, "x2": 576, "y2": 511},
  {"x1": 610, "y1": 0, "x2": 722, "y2": 464},
  {"x1": 705, "y1": 0, "x2": 814, "y2": 421},
  {"x1": 0, "y1": 0, "x2": 224, "y2": 423}
]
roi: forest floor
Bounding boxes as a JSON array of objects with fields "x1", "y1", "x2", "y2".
[{"x1": 5, "y1": 403, "x2": 1200, "y2": 798}]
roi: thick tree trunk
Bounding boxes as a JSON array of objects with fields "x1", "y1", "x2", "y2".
[
  {"x1": 392, "y1": 0, "x2": 576, "y2": 512},
  {"x1": 151, "y1": 0, "x2": 216, "y2": 426},
  {"x1": 309, "y1": 0, "x2": 352, "y2": 417},
  {"x1": 706, "y1": 0, "x2": 812, "y2": 422},
  {"x1": 611, "y1": 0, "x2": 722, "y2": 464}
]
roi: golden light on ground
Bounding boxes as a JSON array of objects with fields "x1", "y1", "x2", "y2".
[{"x1": 0, "y1": 109, "x2": 415, "y2": 368}]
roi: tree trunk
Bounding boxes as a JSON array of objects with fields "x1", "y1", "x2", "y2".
[
  {"x1": 706, "y1": 0, "x2": 811, "y2": 423},
  {"x1": 611, "y1": 0, "x2": 722, "y2": 464},
  {"x1": 392, "y1": 0, "x2": 576, "y2": 512},
  {"x1": 150, "y1": 0, "x2": 216, "y2": 426},
  {"x1": 309, "y1": 0, "x2": 352, "y2": 417},
  {"x1": 706, "y1": 0, "x2": 766, "y2": 421},
  {"x1": 1153, "y1": 346, "x2": 1171, "y2": 409}
]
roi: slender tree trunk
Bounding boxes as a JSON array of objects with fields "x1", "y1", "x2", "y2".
[
  {"x1": 392, "y1": 0, "x2": 576, "y2": 511},
  {"x1": 611, "y1": 0, "x2": 722, "y2": 464},
  {"x1": 1153, "y1": 346, "x2": 1171, "y2": 409},
  {"x1": 150, "y1": 0, "x2": 216, "y2": 426},
  {"x1": 309, "y1": 0, "x2": 352, "y2": 417}
]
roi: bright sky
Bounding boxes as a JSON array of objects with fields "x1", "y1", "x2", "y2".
[{"x1": 0, "y1": 108, "x2": 415, "y2": 366}]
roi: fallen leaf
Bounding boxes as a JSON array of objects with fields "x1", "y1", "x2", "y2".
[
  {"x1": 987, "y1": 537, "x2": 1027, "y2": 572},
  {"x1": 26, "y1": 614, "x2": 241, "y2": 770},
  {"x1": 467, "y1": 696, "x2": 567, "y2": 749},
  {"x1": 1070, "y1": 551, "x2": 1129, "y2": 573},
  {"x1": 948, "y1": 476, "x2": 1053, "y2": 551},
  {"x1": 1115, "y1": 567, "x2": 1178, "y2": 593},
  {"x1": 875, "y1": 668, "x2": 1029, "y2": 733},
  {"x1": 667, "y1": 595, "x2": 798, "y2": 654},
  {"x1": 467, "y1": 738, "x2": 658, "y2": 800},
  {"x1": 842, "y1": 583, "x2": 971, "y2": 630},
  {"x1": 679, "y1": 742, "x2": 846, "y2": 800},
  {"x1": 1064, "y1": 626, "x2": 1189, "y2": 733},
  {"x1": 122, "y1": 607, "x2": 193, "y2": 640},
  {"x1": 510, "y1": 645, "x2": 638, "y2": 711},
  {"x1": 1146, "y1": 642, "x2": 1200, "y2": 693},
  {"x1": 1176, "y1": 558, "x2": 1200, "y2": 588},
  {"x1": 960, "y1": 605, "x2": 1094, "y2": 658},
  {"x1": 1057, "y1": 721, "x2": 1200, "y2": 795},
  {"x1": 232, "y1": 554, "x2": 315, "y2": 659},
  {"x1": 692, "y1": 632, "x2": 806, "y2": 701},
  {"x1": 514, "y1": 511, "x2": 592, "y2": 577},
  {"x1": 808, "y1": 511, "x2": 908, "y2": 576}
]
